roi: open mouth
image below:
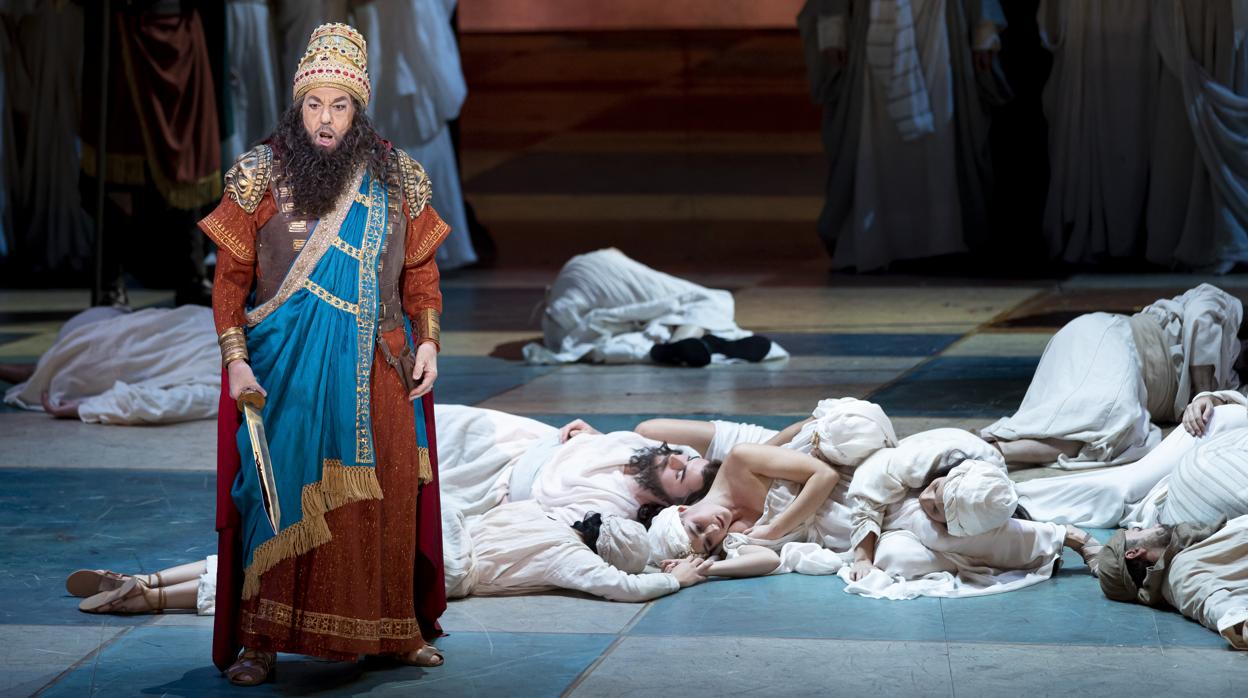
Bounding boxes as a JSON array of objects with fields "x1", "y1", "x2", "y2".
[{"x1": 315, "y1": 129, "x2": 336, "y2": 147}]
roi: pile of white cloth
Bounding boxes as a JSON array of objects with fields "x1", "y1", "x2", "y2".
[{"x1": 524, "y1": 248, "x2": 787, "y2": 365}]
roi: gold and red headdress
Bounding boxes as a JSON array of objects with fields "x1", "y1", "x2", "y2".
[{"x1": 292, "y1": 23, "x2": 371, "y2": 107}]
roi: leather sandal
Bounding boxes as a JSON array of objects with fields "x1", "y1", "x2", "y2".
[
  {"x1": 78, "y1": 578, "x2": 164, "y2": 614},
  {"x1": 397, "y1": 644, "x2": 444, "y2": 667},
  {"x1": 226, "y1": 649, "x2": 276, "y2": 686},
  {"x1": 65, "y1": 569, "x2": 130, "y2": 598}
]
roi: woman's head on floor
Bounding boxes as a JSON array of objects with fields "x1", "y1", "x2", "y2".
[{"x1": 919, "y1": 458, "x2": 1018, "y2": 536}]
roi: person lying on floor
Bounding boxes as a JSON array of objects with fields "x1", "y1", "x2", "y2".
[
  {"x1": 642, "y1": 398, "x2": 898, "y2": 573},
  {"x1": 981, "y1": 283, "x2": 1244, "y2": 470},
  {"x1": 444, "y1": 501, "x2": 708, "y2": 601},
  {"x1": 1012, "y1": 399, "x2": 1248, "y2": 528},
  {"x1": 522, "y1": 247, "x2": 787, "y2": 367},
  {"x1": 1096, "y1": 516, "x2": 1248, "y2": 651},
  {"x1": 67, "y1": 557, "x2": 218, "y2": 615},
  {"x1": 2, "y1": 306, "x2": 220, "y2": 424}
]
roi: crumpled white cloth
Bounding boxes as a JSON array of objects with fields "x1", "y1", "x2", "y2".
[
  {"x1": 865, "y1": 0, "x2": 935, "y2": 141},
  {"x1": 5, "y1": 306, "x2": 220, "y2": 425},
  {"x1": 524, "y1": 248, "x2": 787, "y2": 365},
  {"x1": 942, "y1": 459, "x2": 1017, "y2": 537},
  {"x1": 785, "y1": 397, "x2": 898, "y2": 466},
  {"x1": 646, "y1": 505, "x2": 692, "y2": 565},
  {"x1": 196, "y1": 555, "x2": 218, "y2": 616},
  {"x1": 597, "y1": 516, "x2": 651, "y2": 574}
]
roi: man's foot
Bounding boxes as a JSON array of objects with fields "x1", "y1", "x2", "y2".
[
  {"x1": 396, "y1": 645, "x2": 444, "y2": 667},
  {"x1": 65, "y1": 569, "x2": 131, "y2": 597},
  {"x1": 226, "y1": 649, "x2": 276, "y2": 686},
  {"x1": 78, "y1": 578, "x2": 164, "y2": 614},
  {"x1": 650, "y1": 338, "x2": 711, "y2": 367},
  {"x1": 702, "y1": 334, "x2": 772, "y2": 362}
]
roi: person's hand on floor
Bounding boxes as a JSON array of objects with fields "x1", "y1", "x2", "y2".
[
  {"x1": 559, "y1": 419, "x2": 600, "y2": 443},
  {"x1": 40, "y1": 391, "x2": 80, "y2": 419},
  {"x1": 848, "y1": 559, "x2": 879, "y2": 582}
]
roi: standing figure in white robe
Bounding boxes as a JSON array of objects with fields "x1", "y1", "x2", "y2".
[
  {"x1": 524, "y1": 248, "x2": 787, "y2": 365},
  {"x1": 5, "y1": 0, "x2": 93, "y2": 272},
  {"x1": 1042, "y1": 0, "x2": 1248, "y2": 270},
  {"x1": 982, "y1": 284, "x2": 1243, "y2": 469},
  {"x1": 434, "y1": 405, "x2": 715, "y2": 524},
  {"x1": 3, "y1": 306, "x2": 220, "y2": 425},
  {"x1": 1096, "y1": 516, "x2": 1248, "y2": 650},
  {"x1": 1146, "y1": 0, "x2": 1248, "y2": 271},
  {"x1": 356, "y1": 0, "x2": 476, "y2": 269},
  {"x1": 222, "y1": 0, "x2": 282, "y2": 164},
  {"x1": 442, "y1": 500, "x2": 708, "y2": 601},
  {"x1": 797, "y1": 0, "x2": 1009, "y2": 271}
]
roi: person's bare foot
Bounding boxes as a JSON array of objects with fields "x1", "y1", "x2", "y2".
[
  {"x1": 0, "y1": 363, "x2": 35, "y2": 384},
  {"x1": 41, "y1": 391, "x2": 81, "y2": 419}
]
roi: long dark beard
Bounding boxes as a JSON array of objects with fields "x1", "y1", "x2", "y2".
[{"x1": 271, "y1": 99, "x2": 389, "y2": 218}]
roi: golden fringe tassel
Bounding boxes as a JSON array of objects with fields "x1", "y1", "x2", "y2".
[
  {"x1": 418, "y1": 447, "x2": 432, "y2": 484},
  {"x1": 241, "y1": 461, "x2": 384, "y2": 600}
]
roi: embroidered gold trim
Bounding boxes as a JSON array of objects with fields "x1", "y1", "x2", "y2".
[
  {"x1": 405, "y1": 218, "x2": 450, "y2": 268},
  {"x1": 354, "y1": 192, "x2": 372, "y2": 207},
  {"x1": 241, "y1": 459, "x2": 384, "y2": 599},
  {"x1": 331, "y1": 236, "x2": 364, "y2": 261},
  {"x1": 289, "y1": 220, "x2": 308, "y2": 234},
  {"x1": 243, "y1": 599, "x2": 422, "y2": 641},
  {"x1": 292, "y1": 239, "x2": 306, "y2": 252},
  {"x1": 303, "y1": 279, "x2": 359, "y2": 315},
  {"x1": 245, "y1": 168, "x2": 364, "y2": 327},
  {"x1": 352, "y1": 176, "x2": 387, "y2": 464},
  {"x1": 202, "y1": 213, "x2": 256, "y2": 264},
  {"x1": 415, "y1": 308, "x2": 441, "y2": 349},
  {"x1": 418, "y1": 446, "x2": 431, "y2": 484}
]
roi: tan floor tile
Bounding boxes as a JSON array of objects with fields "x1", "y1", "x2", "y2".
[
  {"x1": 732, "y1": 287, "x2": 1044, "y2": 333},
  {"x1": 0, "y1": 332, "x2": 55, "y2": 358},
  {"x1": 441, "y1": 331, "x2": 542, "y2": 357},
  {"x1": 941, "y1": 331, "x2": 1056, "y2": 357}
]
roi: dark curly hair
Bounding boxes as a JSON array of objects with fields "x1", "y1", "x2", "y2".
[
  {"x1": 626, "y1": 443, "x2": 682, "y2": 501},
  {"x1": 271, "y1": 97, "x2": 390, "y2": 218},
  {"x1": 637, "y1": 459, "x2": 722, "y2": 530},
  {"x1": 571, "y1": 512, "x2": 604, "y2": 553}
]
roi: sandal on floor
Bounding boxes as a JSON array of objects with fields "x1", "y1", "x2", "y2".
[
  {"x1": 397, "y1": 644, "x2": 444, "y2": 667},
  {"x1": 65, "y1": 569, "x2": 130, "y2": 598},
  {"x1": 226, "y1": 649, "x2": 276, "y2": 686},
  {"x1": 78, "y1": 578, "x2": 163, "y2": 614}
]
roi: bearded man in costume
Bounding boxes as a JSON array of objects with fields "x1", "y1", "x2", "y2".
[{"x1": 198, "y1": 23, "x2": 451, "y2": 685}]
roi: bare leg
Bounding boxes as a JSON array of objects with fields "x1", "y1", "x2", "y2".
[
  {"x1": 137, "y1": 560, "x2": 208, "y2": 588},
  {"x1": 635, "y1": 419, "x2": 716, "y2": 455},
  {"x1": 996, "y1": 437, "x2": 1083, "y2": 469},
  {"x1": 0, "y1": 363, "x2": 35, "y2": 384}
]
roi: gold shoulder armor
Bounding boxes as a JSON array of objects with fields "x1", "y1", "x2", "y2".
[
  {"x1": 393, "y1": 148, "x2": 432, "y2": 220},
  {"x1": 223, "y1": 145, "x2": 274, "y2": 215}
]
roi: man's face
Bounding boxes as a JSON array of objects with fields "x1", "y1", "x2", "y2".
[
  {"x1": 1124, "y1": 525, "x2": 1171, "y2": 563},
  {"x1": 655, "y1": 451, "x2": 709, "y2": 502},
  {"x1": 302, "y1": 87, "x2": 355, "y2": 150},
  {"x1": 918, "y1": 476, "x2": 948, "y2": 523}
]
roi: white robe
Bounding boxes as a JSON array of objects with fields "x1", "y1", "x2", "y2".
[
  {"x1": 4, "y1": 307, "x2": 220, "y2": 425},
  {"x1": 1164, "y1": 514, "x2": 1248, "y2": 650},
  {"x1": 1015, "y1": 403, "x2": 1248, "y2": 527},
  {"x1": 524, "y1": 248, "x2": 787, "y2": 365},
  {"x1": 355, "y1": 0, "x2": 477, "y2": 270},
  {"x1": 223, "y1": 0, "x2": 282, "y2": 164},
  {"x1": 837, "y1": 498, "x2": 1065, "y2": 599},
  {"x1": 982, "y1": 284, "x2": 1242, "y2": 469},
  {"x1": 443, "y1": 500, "x2": 680, "y2": 602}
]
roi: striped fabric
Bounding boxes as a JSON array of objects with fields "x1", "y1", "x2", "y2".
[
  {"x1": 865, "y1": 0, "x2": 935, "y2": 141},
  {"x1": 1165, "y1": 428, "x2": 1248, "y2": 525}
]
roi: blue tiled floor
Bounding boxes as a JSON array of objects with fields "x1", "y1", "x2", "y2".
[
  {"x1": 870, "y1": 356, "x2": 1040, "y2": 417},
  {"x1": 433, "y1": 357, "x2": 558, "y2": 406},
  {"x1": 767, "y1": 332, "x2": 962, "y2": 357},
  {"x1": 0, "y1": 469, "x2": 215, "y2": 626}
]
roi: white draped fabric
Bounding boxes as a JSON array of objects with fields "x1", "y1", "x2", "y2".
[
  {"x1": 1015, "y1": 404, "x2": 1248, "y2": 527},
  {"x1": 223, "y1": 0, "x2": 282, "y2": 164},
  {"x1": 4, "y1": 307, "x2": 220, "y2": 425},
  {"x1": 1164, "y1": 514, "x2": 1248, "y2": 650},
  {"x1": 356, "y1": 0, "x2": 476, "y2": 269},
  {"x1": 442, "y1": 500, "x2": 680, "y2": 601},
  {"x1": 981, "y1": 313, "x2": 1161, "y2": 469},
  {"x1": 834, "y1": 0, "x2": 966, "y2": 271},
  {"x1": 524, "y1": 248, "x2": 787, "y2": 365}
]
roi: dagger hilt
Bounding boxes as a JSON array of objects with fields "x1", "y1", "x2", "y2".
[{"x1": 237, "y1": 389, "x2": 266, "y2": 412}]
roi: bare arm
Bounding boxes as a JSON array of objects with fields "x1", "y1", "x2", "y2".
[
  {"x1": 763, "y1": 417, "x2": 815, "y2": 447},
  {"x1": 634, "y1": 418, "x2": 715, "y2": 453},
  {"x1": 730, "y1": 443, "x2": 839, "y2": 539},
  {"x1": 849, "y1": 532, "x2": 878, "y2": 581},
  {"x1": 703, "y1": 546, "x2": 781, "y2": 578},
  {"x1": 1190, "y1": 364, "x2": 1217, "y2": 397}
]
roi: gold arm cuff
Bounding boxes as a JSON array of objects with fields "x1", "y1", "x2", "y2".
[
  {"x1": 415, "y1": 308, "x2": 441, "y2": 350},
  {"x1": 219, "y1": 327, "x2": 249, "y2": 366}
]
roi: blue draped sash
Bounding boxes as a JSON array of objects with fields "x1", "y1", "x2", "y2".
[{"x1": 232, "y1": 170, "x2": 428, "y2": 598}]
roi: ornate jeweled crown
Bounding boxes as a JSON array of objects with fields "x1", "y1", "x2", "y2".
[{"x1": 291, "y1": 23, "x2": 371, "y2": 107}]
